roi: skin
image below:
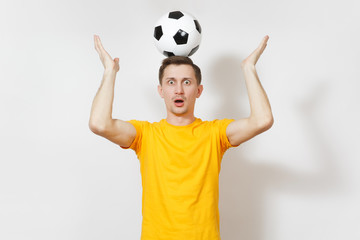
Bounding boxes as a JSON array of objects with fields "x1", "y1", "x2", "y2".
[
  {"x1": 89, "y1": 35, "x2": 273, "y2": 148},
  {"x1": 226, "y1": 35, "x2": 273, "y2": 146},
  {"x1": 157, "y1": 64, "x2": 203, "y2": 126}
]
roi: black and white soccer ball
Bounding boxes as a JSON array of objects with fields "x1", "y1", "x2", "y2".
[{"x1": 153, "y1": 11, "x2": 202, "y2": 57}]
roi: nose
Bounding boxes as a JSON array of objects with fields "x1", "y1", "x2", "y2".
[{"x1": 175, "y1": 82, "x2": 184, "y2": 95}]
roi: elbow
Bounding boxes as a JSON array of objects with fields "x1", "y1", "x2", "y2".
[
  {"x1": 265, "y1": 116, "x2": 274, "y2": 130},
  {"x1": 257, "y1": 115, "x2": 274, "y2": 132},
  {"x1": 89, "y1": 116, "x2": 112, "y2": 134},
  {"x1": 89, "y1": 121, "x2": 106, "y2": 134}
]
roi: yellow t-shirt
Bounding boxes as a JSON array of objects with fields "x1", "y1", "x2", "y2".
[{"x1": 122, "y1": 118, "x2": 236, "y2": 240}]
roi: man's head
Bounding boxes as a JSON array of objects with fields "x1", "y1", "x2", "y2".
[
  {"x1": 157, "y1": 56, "x2": 203, "y2": 117},
  {"x1": 158, "y1": 56, "x2": 202, "y2": 85}
]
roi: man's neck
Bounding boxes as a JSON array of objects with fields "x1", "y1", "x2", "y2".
[{"x1": 166, "y1": 114, "x2": 196, "y2": 126}]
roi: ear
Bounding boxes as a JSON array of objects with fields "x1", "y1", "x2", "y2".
[
  {"x1": 196, "y1": 84, "x2": 204, "y2": 98},
  {"x1": 157, "y1": 85, "x2": 164, "y2": 98}
]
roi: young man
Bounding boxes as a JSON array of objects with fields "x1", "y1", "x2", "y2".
[{"x1": 89, "y1": 35, "x2": 273, "y2": 240}]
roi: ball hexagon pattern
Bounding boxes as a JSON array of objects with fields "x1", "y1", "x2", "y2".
[{"x1": 153, "y1": 11, "x2": 202, "y2": 57}]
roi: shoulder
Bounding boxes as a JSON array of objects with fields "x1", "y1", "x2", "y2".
[
  {"x1": 195, "y1": 118, "x2": 235, "y2": 133},
  {"x1": 127, "y1": 119, "x2": 161, "y2": 125},
  {"x1": 207, "y1": 118, "x2": 236, "y2": 127},
  {"x1": 127, "y1": 119, "x2": 164, "y2": 131}
]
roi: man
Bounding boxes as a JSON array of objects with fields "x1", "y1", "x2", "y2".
[{"x1": 89, "y1": 35, "x2": 273, "y2": 240}]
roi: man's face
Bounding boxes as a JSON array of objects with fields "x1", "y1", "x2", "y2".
[{"x1": 158, "y1": 64, "x2": 203, "y2": 117}]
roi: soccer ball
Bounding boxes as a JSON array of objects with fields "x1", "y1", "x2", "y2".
[{"x1": 153, "y1": 11, "x2": 202, "y2": 57}]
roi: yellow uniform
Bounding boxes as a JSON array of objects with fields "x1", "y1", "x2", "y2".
[{"x1": 122, "y1": 118, "x2": 237, "y2": 240}]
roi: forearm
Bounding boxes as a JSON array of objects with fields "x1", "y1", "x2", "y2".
[
  {"x1": 242, "y1": 64, "x2": 273, "y2": 125},
  {"x1": 89, "y1": 69, "x2": 117, "y2": 130}
]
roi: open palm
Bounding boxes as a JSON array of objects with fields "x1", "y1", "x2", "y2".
[
  {"x1": 94, "y1": 35, "x2": 120, "y2": 72},
  {"x1": 241, "y1": 35, "x2": 269, "y2": 67}
]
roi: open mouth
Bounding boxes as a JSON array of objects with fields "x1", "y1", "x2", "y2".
[{"x1": 174, "y1": 99, "x2": 184, "y2": 107}]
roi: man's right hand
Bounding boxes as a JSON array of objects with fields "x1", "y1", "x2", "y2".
[{"x1": 94, "y1": 35, "x2": 120, "y2": 72}]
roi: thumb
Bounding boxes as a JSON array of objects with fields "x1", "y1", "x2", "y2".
[{"x1": 114, "y1": 57, "x2": 119, "y2": 63}]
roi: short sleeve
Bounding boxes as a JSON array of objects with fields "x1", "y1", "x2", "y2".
[
  {"x1": 215, "y1": 119, "x2": 237, "y2": 152},
  {"x1": 120, "y1": 120, "x2": 146, "y2": 155}
]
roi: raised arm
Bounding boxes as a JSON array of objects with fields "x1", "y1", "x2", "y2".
[
  {"x1": 226, "y1": 35, "x2": 274, "y2": 146},
  {"x1": 89, "y1": 35, "x2": 136, "y2": 148}
]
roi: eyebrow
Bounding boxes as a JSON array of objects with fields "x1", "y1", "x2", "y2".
[{"x1": 165, "y1": 77, "x2": 193, "y2": 81}]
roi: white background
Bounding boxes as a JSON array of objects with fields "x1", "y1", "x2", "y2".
[{"x1": 1, "y1": 0, "x2": 360, "y2": 239}]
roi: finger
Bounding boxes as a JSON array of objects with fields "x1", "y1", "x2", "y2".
[
  {"x1": 94, "y1": 35, "x2": 101, "y2": 54},
  {"x1": 96, "y1": 36, "x2": 112, "y2": 59},
  {"x1": 261, "y1": 35, "x2": 269, "y2": 47},
  {"x1": 263, "y1": 35, "x2": 269, "y2": 43},
  {"x1": 258, "y1": 36, "x2": 268, "y2": 50},
  {"x1": 94, "y1": 35, "x2": 104, "y2": 53},
  {"x1": 256, "y1": 35, "x2": 269, "y2": 55},
  {"x1": 95, "y1": 35, "x2": 107, "y2": 53}
]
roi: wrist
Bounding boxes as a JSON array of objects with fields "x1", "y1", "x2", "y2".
[
  {"x1": 241, "y1": 64, "x2": 256, "y2": 71},
  {"x1": 104, "y1": 68, "x2": 117, "y2": 75}
]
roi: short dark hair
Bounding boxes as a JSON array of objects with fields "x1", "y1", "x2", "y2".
[{"x1": 158, "y1": 56, "x2": 202, "y2": 85}]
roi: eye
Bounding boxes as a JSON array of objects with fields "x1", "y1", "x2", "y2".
[
  {"x1": 168, "y1": 80, "x2": 174, "y2": 85},
  {"x1": 184, "y1": 80, "x2": 191, "y2": 85}
]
